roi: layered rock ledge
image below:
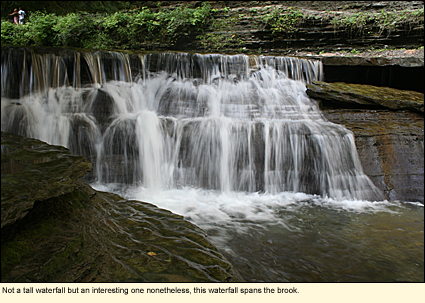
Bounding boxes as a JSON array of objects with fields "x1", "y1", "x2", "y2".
[
  {"x1": 306, "y1": 82, "x2": 424, "y2": 203},
  {"x1": 306, "y1": 81, "x2": 424, "y2": 113},
  {"x1": 1, "y1": 131, "x2": 243, "y2": 282}
]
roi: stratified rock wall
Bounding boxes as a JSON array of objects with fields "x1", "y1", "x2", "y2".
[
  {"x1": 306, "y1": 81, "x2": 424, "y2": 112},
  {"x1": 164, "y1": 1, "x2": 424, "y2": 54}
]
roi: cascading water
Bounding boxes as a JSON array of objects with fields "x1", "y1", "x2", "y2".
[
  {"x1": 1, "y1": 47, "x2": 383, "y2": 200},
  {"x1": 2, "y1": 47, "x2": 423, "y2": 282}
]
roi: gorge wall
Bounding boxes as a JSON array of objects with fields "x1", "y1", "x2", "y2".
[{"x1": 153, "y1": 1, "x2": 425, "y2": 93}]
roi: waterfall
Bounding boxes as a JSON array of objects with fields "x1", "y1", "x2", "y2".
[{"x1": 1, "y1": 46, "x2": 383, "y2": 201}]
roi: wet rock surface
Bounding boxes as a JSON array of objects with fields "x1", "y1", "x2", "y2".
[
  {"x1": 307, "y1": 81, "x2": 424, "y2": 113},
  {"x1": 1, "y1": 131, "x2": 243, "y2": 282}
]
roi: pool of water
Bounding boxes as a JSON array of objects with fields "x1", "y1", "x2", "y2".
[{"x1": 92, "y1": 183, "x2": 424, "y2": 282}]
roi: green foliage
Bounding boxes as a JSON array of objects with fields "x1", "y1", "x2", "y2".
[
  {"x1": 373, "y1": 8, "x2": 424, "y2": 36},
  {"x1": 52, "y1": 13, "x2": 96, "y2": 47},
  {"x1": 1, "y1": 3, "x2": 214, "y2": 50},
  {"x1": 157, "y1": 2, "x2": 212, "y2": 43},
  {"x1": 1, "y1": 19, "x2": 30, "y2": 46},
  {"x1": 331, "y1": 12, "x2": 373, "y2": 36},
  {"x1": 1, "y1": 1, "x2": 132, "y2": 19},
  {"x1": 262, "y1": 7, "x2": 304, "y2": 35},
  {"x1": 329, "y1": 8, "x2": 424, "y2": 37},
  {"x1": 23, "y1": 11, "x2": 58, "y2": 46}
]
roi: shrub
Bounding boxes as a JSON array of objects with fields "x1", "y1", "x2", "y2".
[
  {"x1": 262, "y1": 7, "x2": 305, "y2": 35},
  {"x1": 1, "y1": 20, "x2": 29, "y2": 46},
  {"x1": 52, "y1": 13, "x2": 96, "y2": 47},
  {"x1": 1, "y1": 3, "x2": 215, "y2": 50},
  {"x1": 24, "y1": 12, "x2": 58, "y2": 46}
]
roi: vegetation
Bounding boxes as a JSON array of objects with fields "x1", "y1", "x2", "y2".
[
  {"x1": 1, "y1": 2, "x2": 214, "y2": 49},
  {"x1": 1, "y1": 2, "x2": 423, "y2": 52},
  {"x1": 1, "y1": 1, "x2": 133, "y2": 18},
  {"x1": 329, "y1": 8, "x2": 425, "y2": 37},
  {"x1": 261, "y1": 7, "x2": 304, "y2": 35},
  {"x1": 196, "y1": 7, "x2": 244, "y2": 52},
  {"x1": 260, "y1": 6, "x2": 424, "y2": 38}
]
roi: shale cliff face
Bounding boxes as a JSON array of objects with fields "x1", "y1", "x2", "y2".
[{"x1": 1, "y1": 131, "x2": 243, "y2": 282}]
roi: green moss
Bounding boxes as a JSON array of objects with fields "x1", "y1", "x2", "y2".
[
  {"x1": 1, "y1": 217, "x2": 60, "y2": 277},
  {"x1": 195, "y1": 7, "x2": 242, "y2": 52},
  {"x1": 1, "y1": 240, "x2": 32, "y2": 277},
  {"x1": 64, "y1": 187, "x2": 92, "y2": 209},
  {"x1": 42, "y1": 234, "x2": 84, "y2": 275}
]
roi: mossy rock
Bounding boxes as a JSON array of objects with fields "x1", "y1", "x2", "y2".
[
  {"x1": 306, "y1": 81, "x2": 424, "y2": 113},
  {"x1": 1, "y1": 131, "x2": 93, "y2": 228},
  {"x1": 1, "y1": 131, "x2": 243, "y2": 282}
]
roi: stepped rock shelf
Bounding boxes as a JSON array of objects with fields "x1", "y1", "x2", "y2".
[
  {"x1": 306, "y1": 81, "x2": 424, "y2": 112},
  {"x1": 1, "y1": 46, "x2": 423, "y2": 202},
  {"x1": 1, "y1": 44, "x2": 423, "y2": 282},
  {"x1": 1, "y1": 131, "x2": 243, "y2": 282}
]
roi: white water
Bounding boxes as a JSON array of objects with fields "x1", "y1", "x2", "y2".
[{"x1": 1, "y1": 48, "x2": 384, "y2": 200}]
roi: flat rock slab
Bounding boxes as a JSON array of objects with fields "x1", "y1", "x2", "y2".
[
  {"x1": 296, "y1": 49, "x2": 425, "y2": 67},
  {"x1": 319, "y1": 56, "x2": 424, "y2": 67},
  {"x1": 306, "y1": 81, "x2": 424, "y2": 113}
]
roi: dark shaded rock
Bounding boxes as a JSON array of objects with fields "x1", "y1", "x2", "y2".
[
  {"x1": 1, "y1": 131, "x2": 243, "y2": 282},
  {"x1": 1, "y1": 131, "x2": 93, "y2": 229},
  {"x1": 307, "y1": 81, "x2": 424, "y2": 113},
  {"x1": 90, "y1": 88, "x2": 115, "y2": 128},
  {"x1": 322, "y1": 65, "x2": 424, "y2": 93},
  {"x1": 322, "y1": 109, "x2": 424, "y2": 203}
]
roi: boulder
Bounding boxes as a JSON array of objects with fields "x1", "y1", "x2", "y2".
[
  {"x1": 1, "y1": 131, "x2": 243, "y2": 282},
  {"x1": 306, "y1": 81, "x2": 424, "y2": 113}
]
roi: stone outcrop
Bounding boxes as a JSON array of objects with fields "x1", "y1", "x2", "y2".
[
  {"x1": 306, "y1": 81, "x2": 424, "y2": 112},
  {"x1": 1, "y1": 131, "x2": 243, "y2": 282},
  {"x1": 1, "y1": 133, "x2": 93, "y2": 229}
]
